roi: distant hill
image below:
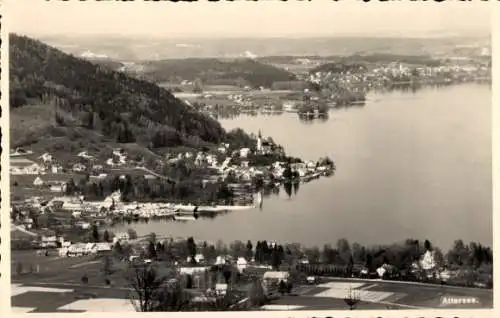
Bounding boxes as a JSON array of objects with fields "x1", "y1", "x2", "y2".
[
  {"x1": 9, "y1": 34, "x2": 227, "y2": 155},
  {"x1": 131, "y1": 58, "x2": 297, "y2": 88},
  {"x1": 38, "y1": 35, "x2": 490, "y2": 60}
]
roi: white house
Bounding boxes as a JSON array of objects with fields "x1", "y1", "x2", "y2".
[
  {"x1": 51, "y1": 164, "x2": 63, "y2": 174},
  {"x1": 114, "y1": 232, "x2": 130, "y2": 243},
  {"x1": 72, "y1": 163, "x2": 86, "y2": 172},
  {"x1": 50, "y1": 184, "x2": 64, "y2": 192},
  {"x1": 38, "y1": 153, "x2": 53, "y2": 163},
  {"x1": 236, "y1": 257, "x2": 248, "y2": 273},
  {"x1": 239, "y1": 148, "x2": 251, "y2": 158},
  {"x1": 75, "y1": 221, "x2": 91, "y2": 230},
  {"x1": 215, "y1": 255, "x2": 228, "y2": 265},
  {"x1": 95, "y1": 242, "x2": 112, "y2": 252},
  {"x1": 179, "y1": 267, "x2": 209, "y2": 276},
  {"x1": 187, "y1": 253, "x2": 205, "y2": 264},
  {"x1": 11, "y1": 158, "x2": 45, "y2": 175},
  {"x1": 420, "y1": 250, "x2": 436, "y2": 271},
  {"x1": 263, "y1": 271, "x2": 290, "y2": 282},
  {"x1": 215, "y1": 283, "x2": 228, "y2": 296},
  {"x1": 67, "y1": 243, "x2": 98, "y2": 257},
  {"x1": 33, "y1": 177, "x2": 45, "y2": 187}
]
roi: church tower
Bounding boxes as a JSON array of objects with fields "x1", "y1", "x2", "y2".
[{"x1": 257, "y1": 130, "x2": 263, "y2": 153}]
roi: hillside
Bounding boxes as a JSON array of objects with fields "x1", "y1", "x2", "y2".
[
  {"x1": 133, "y1": 58, "x2": 297, "y2": 88},
  {"x1": 9, "y1": 34, "x2": 227, "y2": 154}
]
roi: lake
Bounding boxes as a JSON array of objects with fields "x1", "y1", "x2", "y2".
[{"x1": 120, "y1": 83, "x2": 492, "y2": 251}]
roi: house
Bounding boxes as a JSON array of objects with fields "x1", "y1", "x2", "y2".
[
  {"x1": 240, "y1": 161, "x2": 249, "y2": 168},
  {"x1": 78, "y1": 151, "x2": 95, "y2": 161},
  {"x1": 239, "y1": 148, "x2": 251, "y2": 158},
  {"x1": 179, "y1": 267, "x2": 209, "y2": 276},
  {"x1": 11, "y1": 147, "x2": 33, "y2": 157},
  {"x1": 33, "y1": 177, "x2": 45, "y2": 187},
  {"x1": 263, "y1": 271, "x2": 290, "y2": 287},
  {"x1": 72, "y1": 163, "x2": 86, "y2": 172},
  {"x1": 38, "y1": 153, "x2": 53, "y2": 164},
  {"x1": 114, "y1": 232, "x2": 130, "y2": 243},
  {"x1": 95, "y1": 242, "x2": 112, "y2": 253},
  {"x1": 420, "y1": 250, "x2": 436, "y2": 271},
  {"x1": 92, "y1": 165, "x2": 104, "y2": 173},
  {"x1": 75, "y1": 221, "x2": 91, "y2": 230},
  {"x1": 90, "y1": 173, "x2": 108, "y2": 181},
  {"x1": 11, "y1": 224, "x2": 38, "y2": 241},
  {"x1": 106, "y1": 158, "x2": 116, "y2": 167},
  {"x1": 50, "y1": 184, "x2": 64, "y2": 192},
  {"x1": 215, "y1": 255, "x2": 228, "y2": 265},
  {"x1": 51, "y1": 164, "x2": 64, "y2": 173},
  {"x1": 215, "y1": 283, "x2": 228, "y2": 296},
  {"x1": 67, "y1": 243, "x2": 98, "y2": 257},
  {"x1": 187, "y1": 253, "x2": 205, "y2": 264},
  {"x1": 236, "y1": 257, "x2": 248, "y2": 273},
  {"x1": 40, "y1": 235, "x2": 58, "y2": 248},
  {"x1": 11, "y1": 158, "x2": 44, "y2": 175},
  {"x1": 376, "y1": 263, "x2": 397, "y2": 278}
]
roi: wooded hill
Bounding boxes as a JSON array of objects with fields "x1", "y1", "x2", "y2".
[
  {"x1": 134, "y1": 58, "x2": 297, "y2": 88},
  {"x1": 9, "y1": 34, "x2": 228, "y2": 151}
]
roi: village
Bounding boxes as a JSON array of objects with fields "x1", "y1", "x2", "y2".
[
  {"x1": 171, "y1": 59, "x2": 491, "y2": 122},
  {"x1": 10, "y1": 128, "x2": 336, "y2": 249}
]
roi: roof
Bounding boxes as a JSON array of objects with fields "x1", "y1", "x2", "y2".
[
  {"x1": 263, "y1": 271, "x2": 289, "y2": 280},
  {"x1": 11, "y1": 158, "x2": 36, "y2": 167}
]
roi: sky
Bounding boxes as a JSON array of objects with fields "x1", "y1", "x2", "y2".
[{"x1": 6, "y1": 0, "x2": 492, "y2": 39}]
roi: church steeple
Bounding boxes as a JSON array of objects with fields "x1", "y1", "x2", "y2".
[{"x1": 257, "y1": 130, "x2": 263, "y2": 153}]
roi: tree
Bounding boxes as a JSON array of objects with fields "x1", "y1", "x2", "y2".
[
  {"x1": 81, "y1": 273, "x2": 89, "y2": 284},
  {"x1": 126, "y1": 264, "x2": 168, "y2": 312},
  {"x1": 91, "y1": 224, "x2": 100, "y2": 242},
  {"x1": 103, "y1": 230, "x2": 111, "y2": 243},
  {"x1": 245, "y1": 240, "x2": 253, "y2": 261},
  {"x1": 149, "y1": 232, "x2": 157, "y2": 244},
  {"x1": 114, "y1": 241, "x2": 124, "y2": 258},
  {"x1": 151, "y1": 279, "x2": 192, "y2": 311},
  {"x1": 148, "y1": 241, "x2": 157, "y2": 260},
  {"x1": 186, "y1": 237, "x2": 197, "y2": 263},
  {"x1": 337, "y1": 238, "x2": 351, "y2": 264},
  {"x1": 305, "y1": 246, "x2": 321, "y2": 264},
  {"x1": 102, "y1": 256, "x2": 113, "y2": 276},
  {"x1": 447, "y1": 239, "x2": 469, "y2": 268},
  {"x1": 247, "y1": 279, "x2": 267, "y2": 307},
  {"x1": 278, "y1": 280, "x2": 288, "y2": 295},
  {"x1": 229, "y1": 240, "x2": 245, "y2": 259},
  {"x1": 16, "y1": 263, "x2": 23, "y2": 275},
  {"x1": 424, "y1": 239, "x2": 432, "y2": 251},
  {"x1": 127, "y1": 228, "x2": 138, "y2": 240}
]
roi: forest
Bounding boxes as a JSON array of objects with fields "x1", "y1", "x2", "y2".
[
  {"x1": 135, "y1": 58, "x2": 297, "y2": 88},
  {"x1": 9, "y1": 34, "x2": 227, "y2": 149}
]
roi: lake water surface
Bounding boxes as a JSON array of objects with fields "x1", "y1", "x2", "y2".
[{"x1": 121, "y1": 83, "x2": 492, "y2": 250}]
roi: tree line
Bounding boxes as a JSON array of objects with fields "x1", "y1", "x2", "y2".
[{"x1": 114, "y1": 235, "x2": 493, "y2": 278}]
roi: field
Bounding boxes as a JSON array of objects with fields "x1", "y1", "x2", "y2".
[
  {"x1": 11, "y1": 104, "x2": 56, "y2": 147},
  {"x1": 11, "y1": 249, "x2": 493, "y2": 312}
]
